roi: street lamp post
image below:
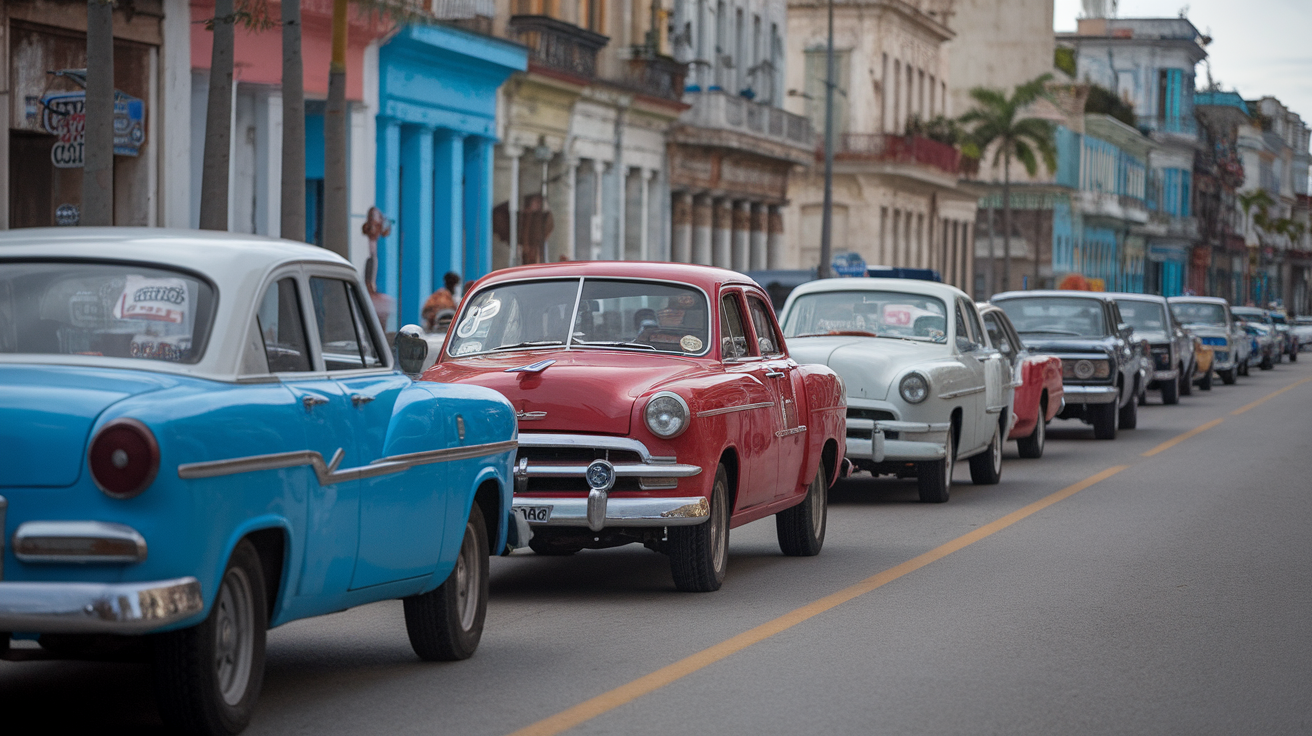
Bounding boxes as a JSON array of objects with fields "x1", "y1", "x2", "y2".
[{"x1": 818, "y1": 0, "x2": 836, "y2": 279}]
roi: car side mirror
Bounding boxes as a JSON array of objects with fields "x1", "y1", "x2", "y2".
[
  {"x1": 394, "y1": 324, "x2": 428, "y2": 377},
  {"x1": 956, "y1": 336, "x2": 976, "y2": 353}
]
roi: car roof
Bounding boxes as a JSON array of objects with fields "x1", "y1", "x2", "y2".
[
  {"x1": 991, "y1": 290, "x2": 1116, "y2": 303},
  {"x1": 1167, "y1": 295, "x2": 1229, "y2": 306},
  {"x1": 788, "y1": 277, "x2": 969, "y2": 300},
  {"x1": 467, "y1": 261, "x2": 758, "y2": 294},
  {"x1": 1106, "y1": 292, "x2": 1168, "y2": 304}
]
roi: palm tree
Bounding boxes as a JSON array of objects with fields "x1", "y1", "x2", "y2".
[
  {"x1": 959, "y1": 74, "x2": 1058, "y2": 294},
  {"x1": 281, "y1": 0, "x2": 306, "y2": 241},
  {"x1": 323, "y1": 0, "x2": 350, "y2": 257},
  {"x1": 83, "y1": 0, "x2": 115, "y2": 226},
  {"x1": 198, "y1": 0, "x2": 236, "y2": 231}
]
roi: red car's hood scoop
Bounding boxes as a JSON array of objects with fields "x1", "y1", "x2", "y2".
[{"x1": 427, "y1": 350, "x2": 703, "y2": 435}]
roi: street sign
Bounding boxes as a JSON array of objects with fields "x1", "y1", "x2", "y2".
[
  {"x1": 831, "y1": 251, "x2": 867, "y2": 278},
  {"x1": 41, "y1": 90, "x2": 146, "y2": 168}
]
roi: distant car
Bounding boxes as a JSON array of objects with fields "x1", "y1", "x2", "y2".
[
  {"x1": 1113, "y1": 293, "x2": 1195, "y2": 404},
  {"x1": 782, "y1": 279, "x2": 1012, "y2": 504},
  {"x1": 1292, "y1": 316, "x2": 1312, "y2": 350},
  {"x1": 425, "y1": 262, "x2": 846, "y2": 592},
  {"x1": 1268, "y1": 309, "x2": 1298, "y2": 361},
  {"x1": 991, "y1": 290, "x2": 1142, "y2": 440},
  {"x1": 1233, "y1": 306, "x2": 1278, "y2": 370},
  {"x1": 0, "y1": 229, "x2": 518, "y2": 734},
  {"x1": 1169, "y1": 296, "x2": 1244, "y2": 384},
  {"x1": 978, "y1": 304, "x2": 1064, "y2": 459}
]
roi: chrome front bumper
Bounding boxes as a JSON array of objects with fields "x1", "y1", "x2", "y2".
[
  {"x1": 1062, "y1": 384, "x2": 1119, "y2": 405},
  {"x1": 0, "y1": 577, "x2": 203, "y2": 634},
  {"x1": 512, "y1": 434, "x2": 702, "y2": 493},
  {"x1": 845, "y1": 419, "x2": 949, "y2": 463},
  {"x1": 1152, "y1": 369, "x2": 1179, "y2": 382},
  {"x1": 512, "y1": 496, "x2": 709, "y2": 530}
]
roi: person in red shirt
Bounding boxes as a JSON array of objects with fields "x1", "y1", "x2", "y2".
[{"x1": 422, "y1": 272, "x2": 461, "y2": 331}]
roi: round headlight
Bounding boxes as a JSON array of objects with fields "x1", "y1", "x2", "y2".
[
  {"x1": 1073, "y1": 359, "x2": 1096, "y2": 379},
  {"x1": 645, "y1": 392, "x2": 690, "y2": 438},
  {"x1": 899, "y1": 373, "x2": 929, "y2": 404}
]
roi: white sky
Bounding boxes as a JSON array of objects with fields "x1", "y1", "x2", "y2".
[{"x1": 1054, "y1": 0, "x2": 1312, "y2": 121}]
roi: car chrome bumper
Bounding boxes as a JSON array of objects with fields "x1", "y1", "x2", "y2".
[
  {"x1": 1062, "y1": 384, "x2": 1119, "y2": 405},
  {"x1": 512, "y1": 496, "x2": 709, "y2": 530},
  {"x1": 845, "y1": 420, "x2": 949, "y2": 462},
  {"x1": 1152, "y1": 369, "x2": 1179, "y2": 382},
  {"x1": 512, "y1": 434, "x2": 702, "y2": 493},
  {"x1": 0, "y1": 577, "x2": 203, "y2": 634}
]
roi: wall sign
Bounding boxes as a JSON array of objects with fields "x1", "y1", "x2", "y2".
[{"x1": 41, "y1": 90, "x2": 146, "y2": 168}]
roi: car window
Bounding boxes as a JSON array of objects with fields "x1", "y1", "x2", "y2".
[
  {"x1": 309, "y1": 277, "x2": 383, "y2": 371},
  {"x1": 746, "y1": 295, "x2": 782, "y2": 356},
  {"x1": 720, "y1": 294, "x2": 750, "y2": 359},
  {"x1": 782, "y1": 290, "x2": 948, "y2": 343},
  {"x1": 955, "y1": 300, "x2": 977, "y2": 345},
  {"x1": 982, "y1": 312, "x2": 1015, "y2": 360},
  {"x1": 255, "y1": 277, "x2": 312, "y2": 372},
  {"x1": 996, "y1": 297, "x2": 1108, "y2": 338}
]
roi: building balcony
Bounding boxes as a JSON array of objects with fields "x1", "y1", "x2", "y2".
[
  {"x1": 432, "y1": 0, "x2": 494, "y2": 32},
  {"x1": 1145, "y1": 212, "x2": 1200, "y2": 240},
  {"x1": 1139, "y1": 115, "x2": 1198, "y2": 139},
  {"x1": 674, "y1": 90, "x2": 814, "y2": 164},
  {"x1": 823, "y1": 134, "x2": 961, "y2": 177},
  {"x1": 1074, "y1": 190, "x2": 1149, "y2": 224},
  {"x1": 616, "y1": 47, "x2": 687, "y2": 102},
  {"x1": 507, "y1": 15, "x2": 608, "y2": 81}
]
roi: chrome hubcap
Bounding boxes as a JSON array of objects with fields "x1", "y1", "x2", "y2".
[
  {"x1": 214, "y1": 567, "x2": 254, "y2": 707},
  {"x1": 711, "y1": 482, "x2": 727, "y2": 573},
  {"x1": 992, "y1": 426, "x2": 1002, "y2": 473},
  {"x1": 456, "y1": 526, "x2": 480, "y2": 631},
  {"x1": 810, "y1": 471, "x2": 826, "y2": 538},
  {"x1": 1035, "y1": 413, "x2": 1045, "y2": 449}
]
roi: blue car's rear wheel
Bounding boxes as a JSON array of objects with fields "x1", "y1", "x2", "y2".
[{"x1": 404, "y1": 503, "x2": 489, "y2": 661}]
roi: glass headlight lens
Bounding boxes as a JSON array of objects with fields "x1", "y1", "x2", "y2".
[
  {"x1": 645, "y1": 393, "x2": 690, "y2": 438},
  {"x1": 899, "y1": 373, "x2": 929, "y2": 403},
  {"x1": 1073, "y1": 359, "x2": 1096, "y2": 379}
]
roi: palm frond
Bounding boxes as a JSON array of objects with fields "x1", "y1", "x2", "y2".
[{"x1": 1013, "y1": 140, "x2": 1039, "y2": 177}]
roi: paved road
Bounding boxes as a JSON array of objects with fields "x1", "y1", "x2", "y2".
[{"x1": 5, "y1": 361, "x2": 1312, "y2": 734}]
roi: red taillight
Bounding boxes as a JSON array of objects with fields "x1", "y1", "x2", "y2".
[{"x1": 88, "y1": 419, "x2": 159, "y2": 499}]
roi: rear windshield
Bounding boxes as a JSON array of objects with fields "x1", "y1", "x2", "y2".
[
  {"x1": 1115, "y1": 300, "x2": 1167, "y2": 333},
  {"x1": 0, "y1": 261, "x2": 216, "y2": 364},
  {"x1": 1170, "y1": 301, "x2": 1227, "y2": 326}
]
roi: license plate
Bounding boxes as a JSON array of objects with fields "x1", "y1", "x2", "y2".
[{"x1": 519, "y1": 505, "x2": 553, "y2": 523}]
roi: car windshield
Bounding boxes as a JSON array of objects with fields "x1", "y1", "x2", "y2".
[
  {"x1": 445, "y1": 278, "x2": 711, "y2": 357},
  {"x1": 1232, "y1": 309, "x2": 1268, "y2": 324},
  {"x1": 782, "y1": 290, "x2": 949, "y2": 343},
  {"x1": 997, "y1": 297, "x2": 1107, "y2": 338},
  {"x1": 1170, "y1": 302, "x2": 1227, "y2": 326},
  {"x1": 0, "y1": 261, "x2": 215, "y2": 364},
  {"x1": 1115, "y1": 300, "x2": 1167, "y2": 333},
  {"x1": 1270, "y1": 314, "x2": 1287, "y2": 325}
]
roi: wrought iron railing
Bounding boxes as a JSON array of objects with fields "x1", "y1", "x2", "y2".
[
  {"x1": 681, "y1": 90, "x2": 814, "y2": 150},
  {"x1": 822, "y1": 133, "x2": 961, "y2": 175},
  {"x1": 619, "y1": 48, "x2": 687, "y2": 102},
  {"x1": 508, "y1": 15, "x2": 608, "y2": 80}
]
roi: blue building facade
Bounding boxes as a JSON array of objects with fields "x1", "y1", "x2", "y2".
[{"x1": 375, "y1": 24, "x2": 526, "y2": 329}]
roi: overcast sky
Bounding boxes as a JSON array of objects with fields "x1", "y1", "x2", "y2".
[{"x1": 1054, "y1": 0, "x2": 1312, "y2": 121}]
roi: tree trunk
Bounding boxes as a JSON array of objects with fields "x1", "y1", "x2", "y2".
[
  {"x1": 1002, "y1": 151, "x2": 1012, "y2": 292},
  {"x1": 281, "y1": 0, "x2": 306, "y2": 241},
  {"x1": 82, "y1": 0, "x2": 115, "y2": 226},
  {"x1": 322, "y1": 0, "x2": 349, "y2": 258},
  {"x1": 199, "y1": 0, "x2": 235, "y2": 231},
  {"x1": 987, "y1": 202, "x2": 996, "y2": 297}
]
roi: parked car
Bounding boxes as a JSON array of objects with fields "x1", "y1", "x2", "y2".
[
  {"x1": 1168, "y1": 296, "x2": 1244, "y2": 384},
  {"x1": 1112, "y1": 293, "x2": 1195, "y2": 404},
  {"x1": 780, "y1": 279, "x2": 1011, "y2": 504},
  {"x1": 991, "y1": 291, "x2": 1142, "y2": 439},
  {"x1": 425, "y1": 262, "x2": 846, "y2": 592},
  {"x1": 1193, "y1": 337, "x2": 1215, "y2": 390},
  {"x1": 978, "y1": 304, "x2": 1064, "y2": 459},
  {"x1": 1268, "y1": 309, "x2": 1298, "y2": 361},
  {"x1": 1232, "y1": 306, "x2": 1278, "y2": 370},
  {"x1": 1292, "y1": 315, "x2": 1312, "y2": 351},
  {"x1": 0, "y1": 229, "x2": 518, "y2": 734}
]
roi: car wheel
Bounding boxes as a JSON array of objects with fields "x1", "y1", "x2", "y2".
[
  {"x1": 1261, "y1": 354, "x2": 1273, "y2": 370},
  {"x1": 1240, "y1": 359, "x2": 1249, "y2": 376},
  {"x1": 969, "y1": 420, "x2": 1003, "y2": 485},
  {"x1": 1118, "y1": 388, "x2": 1138, "y2": 429},
  {"x1": 1179, "y1": 366, "x2": 1193, "y2": 396},
  {"x1": 1199, "y1": 368, "x2": 1213, "y2": 391},
  {"x1": 669, "y1": 465, "x2": 730, "y2": 592},
  {"x1": 917, "y1": 426, "x2": 954, "y2": 503},
  {"x1": 1092, "y1": 400, "x2": 1118, "y2": 440},
  {"x1": 1160, "y1": 372, "x2": 1180, "y2": 405},
  {"x1": 1290, "y1": 345, "x2": 1298, "y2": 362},
  {"x1": 403, "y1": 503, "x2": 489, "y2": 661},
  {"x1": 1220, "y1": 367, "x2": 1236, "y2": 385},
  {"x1": 776, "y1": 461, "x2": 827, "y2": 557},
  {"x1": 1016, "y1": 403, "x2": 1046, "y2": 459},
  {"x1": 152, "y1": 539, "x2": 267, "y2": 736}
]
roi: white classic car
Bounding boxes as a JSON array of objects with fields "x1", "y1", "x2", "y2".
[{"x1": 780, "y1": 279, "x2": 1013, "y2": 503}]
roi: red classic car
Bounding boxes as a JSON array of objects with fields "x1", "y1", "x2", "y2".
[
  {"x1": 424, "y1": 262, "x2": 846, "y2": 592},
  {"x1": 979, "y1": 304, "x2": 1064, "y2": 458}
]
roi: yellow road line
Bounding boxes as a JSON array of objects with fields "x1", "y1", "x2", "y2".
[
  {"x1": 1141, "y1": 418, "x2": 1224, "y2": 457},
  {"x1": 1230, "y1": 375, "x2": 1312, "y2": 416},
  {"x1": 505, "y1": 464, "x2": 1130, "y2": 736}
]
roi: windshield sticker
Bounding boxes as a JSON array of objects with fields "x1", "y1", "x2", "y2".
[
  {"x1": 113, "y1": 275, "x2": 189, "y2": 324},
  {"x1": 456, "y1": 298, "x2": 501, "y2": 338},
  {"x1": 680, "y1": 335, "x2": 703, "y2": 352},
  {"x1": 130, "y1": 333, "x2": 191, "y2": 362},
  {"x1": 455, "y1": 341, "x2": 482, "y2": 356},
  {"x1": 883, "y1": 305, "x2": 915, "y2": 326}
]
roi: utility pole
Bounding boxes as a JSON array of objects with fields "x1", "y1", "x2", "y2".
[
  {"x1": 83, "y1": 0, "x2": 115, "y2": 226},
  {"x1": 818, "y1": 0, "x2": 835, "y2": 278},
  {"x1": 281, "y1": 0, "x2": 306, "y2": 241}
]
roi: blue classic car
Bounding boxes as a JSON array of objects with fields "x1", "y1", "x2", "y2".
[{"x1": 0, "y1": 229, "x2": 517, "y2": 734}]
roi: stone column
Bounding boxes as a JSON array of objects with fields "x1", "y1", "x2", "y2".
[
  {"x1": 640, "y1": 168, "x2": 653, "y2": 261},
  {"x1": 591, "y1": 159, "x2": 605, "y2": 260},
  {"x1": 713, "y1": 198, "x2": 734, "y2": 268},
  {"x1": 750, "y1": 204, "x2": 768, "y2": 271},
  {"x1": 767, "y1": 205, "x2": 784, "y2": 269},
  {"x1": 398, "y1": 124, "x2": 435, "y2": 326},
  {"x1": 565, "y1": 158, "x2": 578, "y2": 261},
  {"x1": 463, "y1": 136, "x2": 494, "y2": 280},
  {"x1": 672, "y1": 192, "x2": 693, "y2": 263},
  {"x1": 505, "y1": 144, "x2": 523, "y2": 267},
  {"x1": 692, "y1": 194, "x2": 713, "y2": 265},
  {"x1": 732, "y1": 201, "x2": 751, "y2": 271},
  {"x1": 434, "y1": 131, "x2": 467, "y2": 285},
  {"x1": 375, "y1": 118, "x2": 402, "y2": 330},
  {"x1": 963, "y1": 223, "x2": 975, "y2": 296}
]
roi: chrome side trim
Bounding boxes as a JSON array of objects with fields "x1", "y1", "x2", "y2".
[
  {"x1": 0, "y1": 495, "x2": 6, "y2": 580},
  {"x1": 810, "y1": 404, "x2": 847, "y2": 413},
  {"x1": 938, "y1": 386, "x2": 985, "y2": 399},
  {"x1": 775, "y1": 425, "x2": 808, "y2": 437},
  {"x1": 985, "y1": 405, "x2": 1007, "y2": 414},
  {"x1": 697, "y1": 401, "x2": 775, "y2": 418},
  {"x1": 0, "y1": 576, "x2": 203, "y2": 634},
  {"x1": 13, "y1": 522, "x2": 148, "y2": 564},
  {"x1": 178, "y1": 440, "x2": 518, "y2": 483}
]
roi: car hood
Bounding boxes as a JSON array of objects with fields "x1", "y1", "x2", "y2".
[
  {"x1": 1180, "y1": 323, "x2": 1228, "y2": 338},
  {"x1": 1018, "y1": 336, "x2": 1116, "y2": 356},
  {"x1": 426, "y1": 350, "x2": 705, "y2": 435},
  {"x1": 789, "y1": 336, "x2": 943, "y2": 402},
  {"x1": 0, "y1": 364, "x2": 174, "y2": 488},
  {"x1": 1132, "y1": 330, "x2": 1172, "y2": 346}
]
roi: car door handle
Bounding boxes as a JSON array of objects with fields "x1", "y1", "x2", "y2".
[
  {"x1": 302, "y1": 395, "x2": 329, "y2": 410},
  {"x1": 764, "y1": 371, "x2": 785, "y2": 378},
  {"x1": 351, "y1": 394, "x2": 375, "y2": 407}
]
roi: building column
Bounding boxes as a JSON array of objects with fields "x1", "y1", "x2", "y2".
[
  {"x1": 564, "y1": 158, "x2": 578, "y2": 262},
  {"x1": 732, "y1": 201, "x2": 751, "y2": 271},
  {"x1": 375, "y1": 118, "x2": 402, "y2": 330},
  {"x1": 713, "y1": 198, "x2": 733, "y2": 268},
  {"x1": 464, "y1": 136, "x2": 494, "y2": 280},
  {"x1": 640, "y1": 168, "x2": 653, "y2": 260},
  {"x1": 750, "y1": 204, "x2": 768, "y2": 270},
  {"x1": 767, "y1": 205, "x2": 784, "y2": 269},
  {"x1": 692, "y1": 194, "x2": 713, "y2": 265},
  {"x1": 505, "y1": 144, "x2": 523, "y2": 267},
  {"x1": 672, "y1": 191, "x2": 693, "y2": 263},
  {"x1": 963, "y1": 223, "x2": 974, "y2": 296},
  {"x1": 591, "y1": 159, "x2": 605, "y2": 260},
  {"x1": 433, "y1": 131, "x2": 466, "y2": 285},
  {"x1": 398, "y1": 124, "x2": 435, "y2": 327}
]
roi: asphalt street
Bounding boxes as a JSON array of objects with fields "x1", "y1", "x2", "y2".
[{"x1": 4, "y1": 360, "x2": 1311, "y2": 734}]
